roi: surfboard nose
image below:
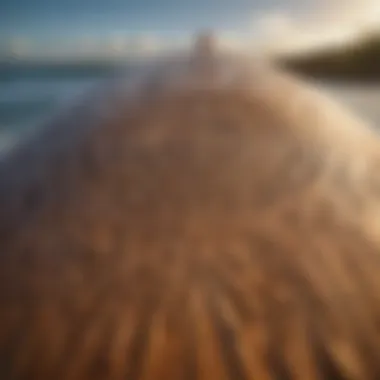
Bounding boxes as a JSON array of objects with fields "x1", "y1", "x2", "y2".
[
  {"x1": 193, "y1": 30, "x2": 217, "y2": 59},
  {"x1": 190, "y1": 30, "x2": 218, "y2": 76}
]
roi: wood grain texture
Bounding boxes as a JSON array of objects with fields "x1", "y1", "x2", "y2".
[{"x1": 1, "y1": 45, "x2": 380, "y2": 380}]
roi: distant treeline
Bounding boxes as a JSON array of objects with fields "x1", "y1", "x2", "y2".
[{"x1": 276, "y1": 34, "x2": 380, "y2": 82}]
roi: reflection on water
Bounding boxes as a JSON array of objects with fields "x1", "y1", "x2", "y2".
[{"x1": 318, "y1": 82, "x2": 380, "y2": 128}]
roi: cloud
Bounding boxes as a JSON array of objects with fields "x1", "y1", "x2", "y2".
[
  {"x1": 250, "y1": 0, "x2": 380, "y2": 55},
  {"x1": 5, "y1": 37, "x2": 32, "y2": 58},
  {"x1": 8, "y1": 35, "x2": 169, "y2": 61}
]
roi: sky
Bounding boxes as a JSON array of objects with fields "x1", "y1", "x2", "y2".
[
  {"x1": 1, "y1": 0, "x2": 380, "y2": 59},
  {"x1": 1, "y1": 0, "x2": 288, "y2": 36}
]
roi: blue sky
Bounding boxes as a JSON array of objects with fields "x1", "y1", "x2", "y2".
[
  {"x1": 1, "y1": 0, "x2": 283, "y2": 38},
  {"x1": 1, "y1": 0, "x2": 379, "y2": 57}
]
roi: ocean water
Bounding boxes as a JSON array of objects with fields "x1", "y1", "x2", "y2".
[
  {"x1": 320, "y1": 82, "x2": 380, "y2": 128},
  {"x1": 0, "y1": 61, "x2": 128, "y2": 153},
  {"x1": 1, "y1": 62, "x2": 380, "y2": 154}
]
